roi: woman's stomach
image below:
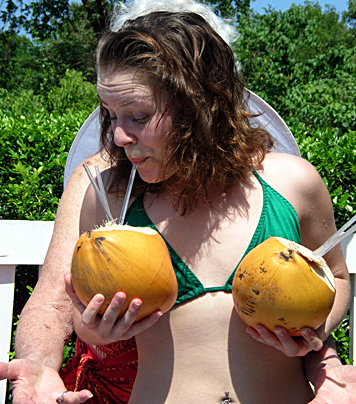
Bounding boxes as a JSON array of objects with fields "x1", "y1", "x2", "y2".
[{"x1": 130, "y1": 292, "x2": 314, "y2": 404}]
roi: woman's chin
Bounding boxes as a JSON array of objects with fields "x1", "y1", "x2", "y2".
[
  {"x1": 136, "y1": 168, "x2": 161, "y2": 184},
  {"x1": 136, "y1": 161, "x2": 174, "y2": 184}
]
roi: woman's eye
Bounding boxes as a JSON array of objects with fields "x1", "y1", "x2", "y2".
[
  {"x1": 109, "y1": 115, "x2": 117, "y2": 121},
  {"x1": 132, "y1": 115, "x2": 149, "y2": 124}
]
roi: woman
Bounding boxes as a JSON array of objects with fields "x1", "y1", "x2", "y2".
[{"x1": 65, "y1": 10, "x2": 350, "y2": 404}]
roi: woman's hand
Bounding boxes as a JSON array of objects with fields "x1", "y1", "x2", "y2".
[
  {"x1": 0, "y1": 359, "x2": 92, "y2": 404},
  {"x1": 64, "y1": 273, "x2": 162, "y2": 346},
  {"x1": 246, "y1": 324, "x2": 324, "y2": 357}
]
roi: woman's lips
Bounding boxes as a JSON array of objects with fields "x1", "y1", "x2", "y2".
[{"x1": 128, "y1": 157, "x2": 148, "y2": 166}]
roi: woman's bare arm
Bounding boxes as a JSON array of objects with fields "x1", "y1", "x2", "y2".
[{"x1": 248, "y1": 153, "x2": 350, "y2": 356}]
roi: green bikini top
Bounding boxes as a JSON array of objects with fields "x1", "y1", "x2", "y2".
[{"x1": 125, "y1": 171, "x2": 301, "y2": 306}]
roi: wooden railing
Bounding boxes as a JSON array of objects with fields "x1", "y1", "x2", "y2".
[{"x1": 0, "y1": 220, "x2": 355, "y2": 403}]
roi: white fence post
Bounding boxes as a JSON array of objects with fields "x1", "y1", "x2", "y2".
[
  {"x1": 341, "y1": 233, "x2": 356, "y2": 363},
  {"x1": 350, "y1": 274, "x2": 356, "y2": 363},
  {"x1": 0, "y1": 264, "x2": 16, "y2": 404},
  {"x1": 0, "y1": 220, "x2": 54, "y2": 403}
]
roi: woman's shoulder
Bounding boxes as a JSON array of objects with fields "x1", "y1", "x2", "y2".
[
  {"x1": 65, "y1": 152, "x2": 110, "y2": 192},
  {"x1": 256, "y1": 151, "x2": 316, "y2": 178},
  {"x1": 255, "y1": 151, "x2": 323, "y2": 193},
  {"x1": 254, "y1": 152, "x2": 330, "y2": 221}
]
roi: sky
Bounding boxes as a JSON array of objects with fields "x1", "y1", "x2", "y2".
[{"x1": 251, "y1": 0, "x2": 349, "y2": 14}]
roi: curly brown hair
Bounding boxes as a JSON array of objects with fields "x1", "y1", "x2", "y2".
[{"x1": 96, "y1": 11, "x2": 274, "y2": 214}]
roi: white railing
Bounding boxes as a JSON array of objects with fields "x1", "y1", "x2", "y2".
[
  {"x1": 0, "y1": 220, "x2": 54, "y2": 404},
  {"x1": 0, "y1": 220, "x2": 355, "y2": 403}
]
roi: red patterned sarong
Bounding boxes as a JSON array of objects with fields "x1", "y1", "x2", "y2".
[{"x1": 60, "y1": 337, "x2": 138, "y2": 404}]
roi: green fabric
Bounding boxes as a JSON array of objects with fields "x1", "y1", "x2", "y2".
[{"x1": 125, "y1": 171, "x2": 301, "y2": 305}]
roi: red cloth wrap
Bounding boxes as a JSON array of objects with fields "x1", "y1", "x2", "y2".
[{"x1": 60, "y1": 337, "x2": 138, "y2": 404}]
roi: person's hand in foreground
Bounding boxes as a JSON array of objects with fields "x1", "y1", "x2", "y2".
[
  {"x1": 304, "y1": 336, "x2": 356, "y2": 404},
  {"x1": 0, "y1": 359, "x2": 92, "y2": 404}
]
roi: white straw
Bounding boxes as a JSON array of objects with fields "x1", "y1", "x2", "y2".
[
  {"x1": 313, "y1": 213, "x2": 356, "y2": 257},
  {"x1": 95, "y1": 165, "x2": 111, "y2": 217},
  {"x1": 83, "y1": 162, "x2": 114, "y2": 222},
  {"x1": 119, "y1": 165, "x2": 137, "y2": 225}
]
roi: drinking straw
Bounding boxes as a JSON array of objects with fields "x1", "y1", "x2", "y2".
[
  {"x1": 313, "y1": 213, "x2": 356, "y2": 257},
  {"x1": 83, "y1": 162, "x2": 114, "y2": 222},
  {"x1": 119, "y1": 164, "x2": 137, "y2": 225}
]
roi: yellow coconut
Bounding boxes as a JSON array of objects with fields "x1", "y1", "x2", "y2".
[
  {"x1": 232, "y1": 237, "x2": 336, "y2": 336},
  {"x1": 71, "y1": 222, "x2": 178, "y2": 321}
]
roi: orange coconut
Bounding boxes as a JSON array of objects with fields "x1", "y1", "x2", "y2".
[
  {"x1": 71, "y1": 222, "x2": 178, "y2": 321},
  {"x1": 232, "y1": 237, "x2": 335, "y2": 336}
]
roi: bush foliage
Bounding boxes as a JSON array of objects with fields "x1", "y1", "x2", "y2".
[{"x1": 0, "y1": 70, "x2": 98, "y2": 220}]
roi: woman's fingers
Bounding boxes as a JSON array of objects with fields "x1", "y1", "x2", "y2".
[
  {"x1": 114, "y1": 309, "x2": 163, "y2": 340},
  {"x1": 113, "y1": 298, "x2": 143, "y2": 329},
  {"x1": 100, "y1": 292, "x2": 126, "y2": 323},
  {"x1": 95, "y1": 296, "x2": 142, "y2": 340},
  {"x1": 273, "y1": 327, "x2": 310, "y2": 357},
  {"x1": 80, "y1": 294, "x2": 106, "y2": 328},
  {"x1": 246, "y1": 324, "x2": 322, "y2": 357},
  {"x1": 64, "y1": 272, "x2": 163, "y2": 344},
  {"x1": 300, "y1": 328, "x2": 324, "y2": 351}
]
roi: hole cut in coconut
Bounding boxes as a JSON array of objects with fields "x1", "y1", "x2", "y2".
[
  {"x1": 93, "y1": 222, "x2": 157, "y2": 236},
  {"x1": 274, "y1": 237, "x2": 336, "y2": 292}
]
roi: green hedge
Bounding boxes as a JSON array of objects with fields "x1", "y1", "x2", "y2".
[
  {"x1": 293, "y1": 125, "x2": 356, "y2": 227},
  {"x1": 0, "y1": 70, "x2": 99, "y2": 220}
]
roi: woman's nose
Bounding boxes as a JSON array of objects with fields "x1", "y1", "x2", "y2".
[{"x1": 112, "y1": 120, "x2": 137, "y2": 148}]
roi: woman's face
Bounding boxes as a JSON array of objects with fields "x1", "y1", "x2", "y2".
[{"x1": 97, "y1": 70, "x2": 174, "y2": 183}]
